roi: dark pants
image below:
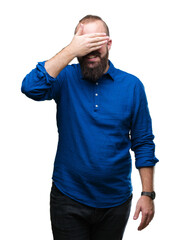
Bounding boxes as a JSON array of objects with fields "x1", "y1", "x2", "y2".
[{"x1": 50, "y1": 182, "x2": 132, "y2": 240}]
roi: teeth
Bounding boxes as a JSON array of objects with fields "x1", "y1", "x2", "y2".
[{"x1": 88, "y1": 55, "x2": 96, "y2": 59}]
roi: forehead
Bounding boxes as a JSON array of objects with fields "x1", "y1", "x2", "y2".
[{"x1": 81, "y1": 20, "x2": 106, "y2": 34}]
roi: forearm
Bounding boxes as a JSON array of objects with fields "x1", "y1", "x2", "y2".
[
  {"x1": 45, "y1": 46, "x2": 75, "y2": 78},
  {"x1": 139, "y1": 167, "x2": 154, "y2": 192}
]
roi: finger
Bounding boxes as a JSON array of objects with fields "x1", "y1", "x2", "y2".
[
  {"x1": 89, "y1": 40, "x2": 108, "y2": 48},
  {"x1": 138, "y1": 209, "x2": 154, "y2": 231},
  {"x1": 76, "y1": 23, "x2": 84, "y2": 36},
  {"x1": 88, "y1": 45, "x2": 103, "y2": 52},
  {"x1": 145, "y1": 211, "x2": 154, "y2": 228},
  {"x1": 138, "y1": 213, "x2": 148, "y2": 231},
  {"x1": 90, "y1": 36, "x2": 110, "y2": 43},
  {"x1": 133, "y1": 206, "x2": 141, "y2": 220},
  {"x1": 87, "y1": 32, "x2": 107, "y2": 38}
]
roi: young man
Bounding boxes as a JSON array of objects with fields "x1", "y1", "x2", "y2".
[{"x1": 21, "y1": 15, "x2": 159, "y2": 240}]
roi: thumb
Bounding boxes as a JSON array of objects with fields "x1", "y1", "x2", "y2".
[
  {"x1": 133, "y1": 206, "x2": 141, "y2": 220},
  {"x1": 76, "y1": 23, "x2": 84, "y2": 36}
]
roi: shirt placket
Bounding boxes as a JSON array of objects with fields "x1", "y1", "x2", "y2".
[{"x1": 94, "y1": 81, "x2": 100, "y2": 112}]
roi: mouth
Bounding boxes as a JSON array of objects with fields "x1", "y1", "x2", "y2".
[
  {"x1": 84, "y1": 51, "x2": 101, "y2": 61},
  {"x1": 86, "y1": 55, "x2": 100, "y2": 62},
  {"x1": 87, "y1": 55, "x2": 97, "y2": 59}
]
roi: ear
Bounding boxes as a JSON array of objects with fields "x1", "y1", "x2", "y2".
[{"x1": 107, "y1": 38, "x2": 112, "y2": 51}]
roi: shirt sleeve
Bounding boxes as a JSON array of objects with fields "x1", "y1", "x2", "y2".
[
  {"x1": 21, "y1": 61, "x2": 65, "y2": 102},
  {"x1": 130, "y1": 79, "x2": 159, "y2": 168}
]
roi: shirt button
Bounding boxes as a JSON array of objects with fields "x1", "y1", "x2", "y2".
[
  {"x1": 95, "y1": 93, "x2": 98, "y2": 96},
  {"x1": 96, "y1": 82, "x2": 99, "y2": 85},
  {"x1": 95, "y1": 105, "x2": 98, "y2": 108}
]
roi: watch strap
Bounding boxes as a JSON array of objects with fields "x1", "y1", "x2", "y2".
[{"x1": 141, "y1": 191, "x2": 156, "y2": 200}]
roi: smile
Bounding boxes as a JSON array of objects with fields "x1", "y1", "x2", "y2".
[
  {"x1": 86, "y1": 55, "x2": 100, "y2": 62},
  {"x1": 87, "y1": 55, "x2": 97, "y2": 59}
]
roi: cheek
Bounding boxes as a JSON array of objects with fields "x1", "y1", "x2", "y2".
[{"x1": 99, "y1": 45, "x2": 108, "y2": 56}]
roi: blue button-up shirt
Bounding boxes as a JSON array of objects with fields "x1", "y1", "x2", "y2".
[{"x1": 21, "y1": 60, "x2": 158, "y2": 208}]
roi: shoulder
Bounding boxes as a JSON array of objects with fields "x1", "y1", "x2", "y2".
[
  {"x1": 112, "y1": 63, "x2": 142, "y2": 87},
  {"x1": 56, "y1": 63, "x2": 80, "y2": 81},
  {"x1": 63, "y1": 63, "x2": 80, "y2": 73}
]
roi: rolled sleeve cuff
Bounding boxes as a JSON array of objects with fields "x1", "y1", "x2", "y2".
[
  {"x1": 36, "y1": 61, "x2": 56, "y2": 85},
  {"x1": 135, "y1": 156, "x2": 159, "y2": 169}
]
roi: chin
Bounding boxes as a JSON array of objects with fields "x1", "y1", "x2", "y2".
[
  {"x1": 86, "y1": 59, "x2": 101, "y2": 67},
  {"x1": 87, "y1": 62, "x2": 99, "y2": 69}
]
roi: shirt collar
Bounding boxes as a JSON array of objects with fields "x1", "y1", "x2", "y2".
[{"x1": 105, "y1": 60, "x2": 116, "y2": 81}]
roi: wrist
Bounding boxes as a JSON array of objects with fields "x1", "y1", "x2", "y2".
[
  {"x1": 141, "y1": 191, "x2": 156, "y2": 200},
  {"x1": 65, "y1": 44, "x2": 77, "y2": 59}
]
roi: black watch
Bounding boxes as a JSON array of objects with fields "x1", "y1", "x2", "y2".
[{"x1": 141, "y1": 191, "x2": 156, "y2": 200}]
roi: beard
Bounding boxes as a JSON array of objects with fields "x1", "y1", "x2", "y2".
[{"x1": 77, "y1": 50, "x2": 109, "y2": 82}]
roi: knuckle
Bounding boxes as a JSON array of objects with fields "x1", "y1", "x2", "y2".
[{"x1": 144, "y1": 211, "x2": 149, "y2": 216}]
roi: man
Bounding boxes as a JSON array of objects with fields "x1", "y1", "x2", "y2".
[{"x1": 21, "y1": 15, "x2": 159, "y2": 240}]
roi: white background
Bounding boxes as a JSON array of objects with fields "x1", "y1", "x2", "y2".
[{"x1": 0, "y1": 0, "x2": 179, "y2": 239}]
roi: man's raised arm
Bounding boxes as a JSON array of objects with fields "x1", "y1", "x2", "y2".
[{"x1": 21, "y1": 24, "x2": 109, "y2": 101}]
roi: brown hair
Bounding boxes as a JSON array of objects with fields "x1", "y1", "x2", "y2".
[{"x1": 74, "y1": 15, "x2": 110, "y2": 36}]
